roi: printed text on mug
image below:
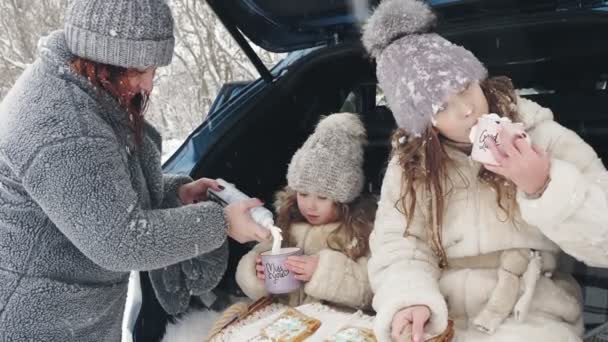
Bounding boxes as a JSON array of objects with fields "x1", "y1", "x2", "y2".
[{"x1": 266, "y1": 263, "x2": 290, "y2": 284}]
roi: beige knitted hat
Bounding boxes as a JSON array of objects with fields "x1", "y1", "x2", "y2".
[{"x1": 286, "y1": 112, "x2": 367, "y2": 203}]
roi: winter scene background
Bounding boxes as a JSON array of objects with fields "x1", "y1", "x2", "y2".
[
  {"x1": 5, "y1": 1, "x2": 608, "y2": 342},
  {"x1": 0, "y1": 0, "x2": 284, "y2": 162}
]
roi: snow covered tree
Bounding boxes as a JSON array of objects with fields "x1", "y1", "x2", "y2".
[{"x1": 0, "y1": 0, "x2": 283, "y2": 160}]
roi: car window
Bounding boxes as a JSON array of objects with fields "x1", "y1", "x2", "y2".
[{"x1": 150, "y1": 1, "x2": 285, "y2": 161}]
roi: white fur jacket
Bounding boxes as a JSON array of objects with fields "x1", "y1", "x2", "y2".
[{"x1": 369, "y1": 98, "x2": 608, "y2": 342}]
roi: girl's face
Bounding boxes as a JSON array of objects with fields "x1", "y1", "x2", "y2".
[
  {"x1": 296, "y1": 192, "x2": 339, "y2": 225},
  {"x1": 433, "y1": 81, "x2": 489, "y2": 143}
]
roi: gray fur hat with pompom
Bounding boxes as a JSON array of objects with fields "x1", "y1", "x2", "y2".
[
  {"x1": 362, "y1": 0, "x2": 487, "y2": 135},
  {"x1": 287, "y1": 113, "x2": 367, "y2": 203}
]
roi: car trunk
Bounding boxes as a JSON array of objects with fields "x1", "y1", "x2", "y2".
[
  {"x1": 190, "y1": 8, "x2": 608, "y2": 331},
  {"x1": 134, "y1": 3, "x2": 608, "y2": 341}
]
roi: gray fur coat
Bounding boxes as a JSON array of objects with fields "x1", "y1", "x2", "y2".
[{"x1": 0, "y1": 30, "x2": 227, "y2": 341}]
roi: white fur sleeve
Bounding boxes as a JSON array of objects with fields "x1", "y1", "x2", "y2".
[
  {"x1": 369, "y1": 158, "x2": 448, "y2": 341},
  {"x1": 235, "y1": 241, "x2": 271, "y2": 300},
  {"x1": 518, "y1": 122, "x2": 608, "y2": 267},
  {"x1": 304, "y1": 249, "x2": 373, "y2": 310}
]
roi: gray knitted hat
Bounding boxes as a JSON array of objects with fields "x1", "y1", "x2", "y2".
[
  {"x1": 64, "y1": 0, "x2": 175, "y2": 69},
  {"x1": 287, "y1": 113, "x2": 367, "y2": 204},
  {"x1": 362, "y1": 0, "x2": 487, "y2": 135}
]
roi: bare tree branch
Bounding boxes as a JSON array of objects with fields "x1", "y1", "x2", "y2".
[
  {"x1": 0, "y1": 55, "x2": 28, "y2": 70},
  {"x1": 0, "y1": 0, "x2": 283, "y2": 161}
]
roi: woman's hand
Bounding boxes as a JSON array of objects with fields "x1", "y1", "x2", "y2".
[
  {"x1": 256, "y1": 256, "x2": 265, "y2": 280},
  {"x1": 178, "y1": 177, "x2": 223, "y2": 204},
  {"x1": 391, "y1": 306, "x2": 430, "y2": 342},
  {"x1": 486, "y1": 128, "x2": 550, "y2": 196},
  {"x1": 224, "y1": 198, "x2": 271, "y2": 243},
  {"x1": 285, "y1": 255, "x2": 319, "y2": 281}
]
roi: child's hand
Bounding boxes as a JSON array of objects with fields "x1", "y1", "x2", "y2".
[
  {"x1": 285, "y1": 255, "x2": 319, "y2": 281},
  {"x1": 392, "y1": 306, "x2": 430, "y2": 342},
  {"x1": 485, "y1": 128, "x2": 550, "y2": 196},
  {"x1": 255, "y1": 256, "x2": 265, "y2": 280}
]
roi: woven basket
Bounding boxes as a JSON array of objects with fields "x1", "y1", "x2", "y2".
[
  {"x1": 205, "y1": 296, "x2": 273, "y2": 342},
  {"x1": 205, "y1": 297, "x2": 454, "y2": 342}
]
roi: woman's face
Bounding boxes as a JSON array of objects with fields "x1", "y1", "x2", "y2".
[
  {"x1": 296, "y1": 192, "x2": 339, "y2": 225},
  {"x1": 126, "y1": 67, "x2": 156, "y2": 94},
  {"x1": 433, "y1": 81, "x2": 489, "y2": 143}
]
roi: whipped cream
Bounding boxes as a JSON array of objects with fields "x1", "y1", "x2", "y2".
[{"x1": 265, "y1": 224, "x2": 283, "y2": 255}]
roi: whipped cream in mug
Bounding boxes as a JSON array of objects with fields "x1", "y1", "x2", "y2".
[{"x1": 265, "y1": 224, "x2": 283, "y2": 255}]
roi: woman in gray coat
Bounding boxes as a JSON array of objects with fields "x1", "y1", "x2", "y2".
[{"x1": 0, "y1": 0, "x2": 269, "y2": 341}]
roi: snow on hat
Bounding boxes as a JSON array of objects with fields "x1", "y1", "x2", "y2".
[
  {"x1": 287, "y1": 113, "x2": 367, "y2": 203},
  {"x1": 362, "y1": 0, "x2": 487, "y2": 135},
  {"x1": 64, "y1": 0, "x2": 175, "y2": 69}
]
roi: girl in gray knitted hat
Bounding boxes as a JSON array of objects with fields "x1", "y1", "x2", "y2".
[
  {"x1": 0, "y1": 0, "x2": 269, "y2": 340},
  {"x1": 362, "y1": 1, "x2": 608, "y2": 342},
  {"x1": 235, "y1": 112, "x2": 377, "y2": 310}
]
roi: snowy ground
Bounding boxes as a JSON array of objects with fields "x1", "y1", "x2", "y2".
[
  {"x1": 121, "y1": 272, "x2": 142, "y2": 342},
  {"x1": 162, "y1": 138, "x2": 185, "y2": 163},
  {"x1": 120, "y1": 272, "x2": 228, "y2": 342}
]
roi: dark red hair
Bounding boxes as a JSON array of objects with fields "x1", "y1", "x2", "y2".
[{"x1": 70, "y1": 58, "x2": 149, "y2": 145}]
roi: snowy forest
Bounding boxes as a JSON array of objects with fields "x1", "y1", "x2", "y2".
[{"x1": 0, "y1": 0, "x2": 283, "y2": 160}]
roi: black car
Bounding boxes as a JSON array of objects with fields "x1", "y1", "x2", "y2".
[{"x1": 133, "y1": 0, "x2": 608, "y2": 340}]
